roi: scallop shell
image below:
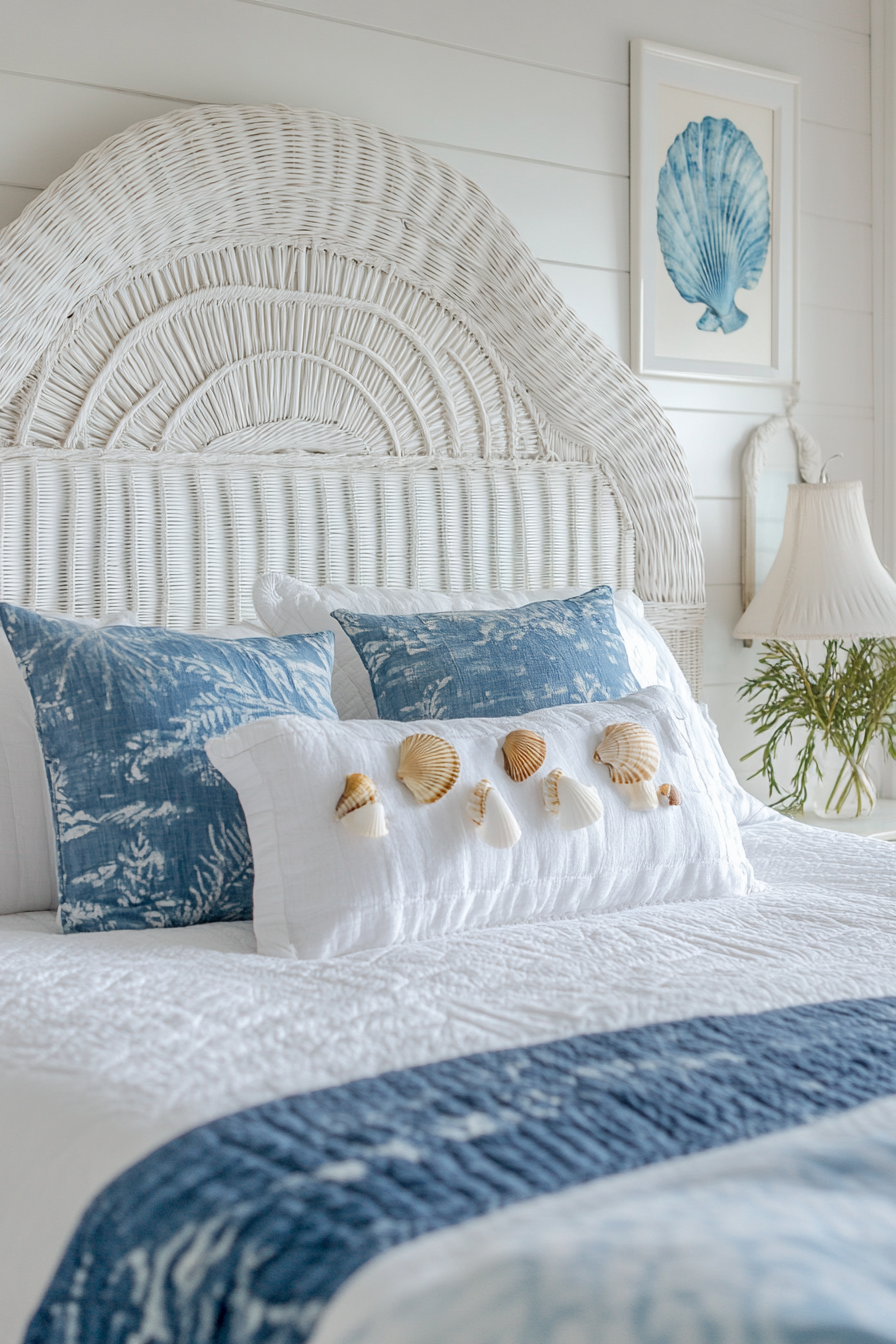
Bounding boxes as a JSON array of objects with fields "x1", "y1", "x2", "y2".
[
  {"x1": 466, "y1": 779, "x2": 521, "y2": 849},
  {"x1": 542, "y1": 769, "x2": 603, "y2": 831},
  {"x1": 657, "y1": 117, "x2": 770, "y2": 335},
  {"x1": 336, "y1": 773, "x2": 388, "y2": 837},
  {"x1": 397, "y1": 733, "x2": 460, "y2": 804},
  {"x1": 658, "y1": 782, "x2": 681, "y2": 807},
  {"x1": 502, "y1": 728, "x2": 547, "y2": 782},
  {"x1": 617, "y1": 781, "x2": 659, "y2": 812},
  {"x1": 593, "y1": 723, "x2": 660, "y2": 784}
]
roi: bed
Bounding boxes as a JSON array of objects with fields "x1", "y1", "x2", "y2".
[{"x1": 0, "y1": 104, "x2": 893, "y2": 1344}]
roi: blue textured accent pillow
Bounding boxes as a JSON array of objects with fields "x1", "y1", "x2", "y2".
[
  {"x1": 333, "y1": 586, "x2": 637, "y2": 720},
  {"x1": 0, "y1": 605, "x2": 337, "y2": 933}
]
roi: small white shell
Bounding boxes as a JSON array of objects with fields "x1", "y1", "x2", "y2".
[
  {"x1": 593, "y1": 722, "x2": 660, "y2": 784},
  {"x1": 467, "y1": 779, "x2": 521, "y2": 849},
  {"x1": 542, "y1": 769, "x2": 604, "y2": 831},
  {"x1": 340, "y1": 800, "x2": 389, "y2": 837},
  {"x1": 657, "y1": 782, "x2": 681, "y2": 807},
  {"x1": 617, "y1": 780, "x2": 659, "y2": 812},
  {"x1": 336, "y1": 773, "x2": 389, "y2": 837},
  {"x1": 502, "y1": 729, "x2": 547, "y2": 782},
  {"x1": 397, "y1": 733, "x2": 460, "y2": 804}
]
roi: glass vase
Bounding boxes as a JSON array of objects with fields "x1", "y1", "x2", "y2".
[{"x1": 806, "y1": 743, "x2": 877, "y2": 818}]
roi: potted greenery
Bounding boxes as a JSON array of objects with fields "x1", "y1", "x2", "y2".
[{"x1": 739, "y1": 638, "x2": 896, "y2": 816}]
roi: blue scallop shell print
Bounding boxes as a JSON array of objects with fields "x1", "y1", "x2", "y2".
[{"x1": 657, "y1": 116, "x2": 770, "y2": 335}]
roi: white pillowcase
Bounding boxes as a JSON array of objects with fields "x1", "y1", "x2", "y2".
[
  {"x1": 252, "y1": 575, "x2": 677, "y2": 720},
  {"x1": 253, "y1": 575, "x2": 455, "y2": 719},
  {"x1": 0, "y1": 626, "x2": 60, "y2": 914},
  {"x1": 0, "y1": 614, "x2": 270, "y2": 917},
  {"x1": 0, "y1": 611, "x2": 144, "y2": 915},
  {"x1": 207, "y1": 686, "x2": 757, "y2": 960}
]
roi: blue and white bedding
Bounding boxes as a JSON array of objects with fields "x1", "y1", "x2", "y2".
[
  {"x1": 1, "y1": 816, "x2": 894, "y2": 1344},
  {"x1": 25, "y1": 997, "x2": 896, "y2": 1344}
]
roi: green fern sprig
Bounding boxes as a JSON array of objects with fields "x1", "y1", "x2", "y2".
[{"x1": 738, "y1": 638, "x2": 896, "y2": 814}]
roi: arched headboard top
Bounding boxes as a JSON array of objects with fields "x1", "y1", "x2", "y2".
[{"x1": 0, "y1": 104, "x2": 704, "y2": 684}]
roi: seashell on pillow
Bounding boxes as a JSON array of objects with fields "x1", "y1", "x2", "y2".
[
  {"x1": 658, "y1": 782, "x2": 682, "y2": 807},
  {"x1": 466, "y1": 779, "x2": 521, "y2": 849},
  {"x1": 616, "y1": 781, "x2": 659, "y2": 812},
  {"x1": 542, "y1": 768, "x2": 603, "y2": 831},
  {"x1": 657, "y1": 116, "x2": 770, "y2": 336},
  {"x1": 335, "y1": 772, "x2": 388, "y2": 837},
  {"x1": 593, "y1": 722, "x2": 660, "y2": 784},
  {"x1": 501, "y1": 728, "x2": 547, "y2": 782},
  {"x1": 396, "y1": 733, "x2": 460, "y2": 804}
]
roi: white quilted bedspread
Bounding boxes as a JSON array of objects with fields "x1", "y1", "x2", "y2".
[{"x1": 0, "y1": 814, "x2": 893, "y2": 1344}]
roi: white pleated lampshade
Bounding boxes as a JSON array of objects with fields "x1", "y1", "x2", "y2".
[{"x1": 733, "y1": 481, "x2": 896, "y2": 640}]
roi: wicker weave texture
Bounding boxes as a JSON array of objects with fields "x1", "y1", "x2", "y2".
[
  {"x1": 0, "y1": 457, "x2": 634, "y2": 630},
  {"x1": 0, "y1": 104, "x2": 704, "y2": 691}
]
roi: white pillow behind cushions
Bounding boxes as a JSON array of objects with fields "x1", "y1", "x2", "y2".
[
  {"x1": 207, "y1": 686, "x2": 756, "y2": 960},
  {"x1": 253, "y1": 574, "x2": 456, "y2": 719},
  {"x1": 0, "y1": 611, "x2": 140, "y2": 916},
  {"x1": 252, "y1": 575, "x2": 668, "y2": 720},
  {"x1": 0, "y1": 613, "x2": 286, "y2": 918},
  {"x1": 0, "y1": 626, "x2": 59, "y2": 914}
]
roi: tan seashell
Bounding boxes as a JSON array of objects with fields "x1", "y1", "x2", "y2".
[
  {"x1": 593, "y1": 722, "x2": 661, "y2": 784},
  {"x1": 617, "y1": 780, "x2": 659, "y2": 812},
  {"x1": 396, "y1": 733, "x2": 460, "y2": 804},
  {"x1": 502, "y1": 728, "x2": 547, "y2": 782},
  {"x1": 658, "y1": 782, "x2": 681, "y2": 807},
  {"x1": 467, "y1": 779, "x2": 521, "y2": 849},
  {"x1": 336, "y1": 772, "x2": 378, "y2": 818},
  {"x1": 336, "y1": 773, "x2": 389, "y2": 836},
  {"x1": 467, "y1": 779, "x2": 490, "y2": 826},
  {"x1": 542, "y1": 768, "x2": 604, "y2": 831}
]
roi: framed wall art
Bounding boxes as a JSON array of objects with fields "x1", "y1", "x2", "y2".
[{"x1": 630, "y1": 40, "x2": 799, "y2": 384}]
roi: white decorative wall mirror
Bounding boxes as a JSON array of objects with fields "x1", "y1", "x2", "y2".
[
  {"x1": 630, "y1": 40, "x2": 799, "y2": 384},
  {"x1": 740, "y1": 415, "x2": 821, "y2": 641}
]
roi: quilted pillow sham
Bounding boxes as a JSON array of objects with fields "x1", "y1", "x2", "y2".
[
  {"x1": 333, "y1": 587, "x2": 638, "y2": 721},
  {"x1": 207, "y1": 686, "x2": 756, "y2": 960},
  {"x1": 0, "y1": 604, "x2": 337, "y2": 933}
]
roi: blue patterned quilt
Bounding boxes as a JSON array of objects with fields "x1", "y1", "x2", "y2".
[{"x1": 26, "y1": 997, "x2": 896, "y2": 1344}]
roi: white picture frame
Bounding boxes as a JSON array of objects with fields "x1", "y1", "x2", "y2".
[{"x1": 631, "y1": 39, "x2": 799, "y2": 384}]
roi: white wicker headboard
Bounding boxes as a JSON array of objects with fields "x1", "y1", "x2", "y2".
[{"x1": 0, "y1": 104, "x2": 704, "y2": 691}]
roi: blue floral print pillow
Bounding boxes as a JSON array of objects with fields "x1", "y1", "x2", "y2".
[
  {"x1": 0, "y1": 604, "x2": 337, "y2": 933},
  {"x1": 333, "y1": 586, "x2": 637, "y2": 721}
]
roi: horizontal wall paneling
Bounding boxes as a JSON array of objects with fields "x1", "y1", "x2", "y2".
[{"x1": 223, "y1": 0, "x2": 871, "y2": 129}]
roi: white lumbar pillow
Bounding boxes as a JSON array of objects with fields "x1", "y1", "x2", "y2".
[{"x1": 207, "y1": 686, "x2": 756, "y2": 961}]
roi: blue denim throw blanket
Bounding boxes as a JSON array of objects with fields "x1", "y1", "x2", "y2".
[{"x1": 27, "y1": 997, "x2": 896, "y2": 1344}]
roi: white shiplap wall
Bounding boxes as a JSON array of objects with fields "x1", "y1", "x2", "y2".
[{"x1": 0, "y1": 0, "x2": 876, "y2": 794}]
